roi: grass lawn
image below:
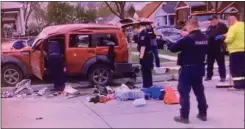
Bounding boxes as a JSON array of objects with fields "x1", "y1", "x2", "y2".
[
  {"x1": 158, "y1": 49, "x2": 178, "y2": 56},
  {"x1": 131, "y1": 54, "x2": 171, "y2": 64}
]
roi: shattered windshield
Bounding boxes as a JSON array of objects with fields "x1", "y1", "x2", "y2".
[{"x1": 32, "y1": 31, "x2": 48, "y2": 48}]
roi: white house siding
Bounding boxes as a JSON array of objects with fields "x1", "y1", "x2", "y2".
[
  {"x1": 1, "y1": 2, "x2": 25, "y2": 35},
  {"x1": 148, "y1": 2, "x2": 176, "y2": 28}
]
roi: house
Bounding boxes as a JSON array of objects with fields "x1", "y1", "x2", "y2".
[
  {"x1": 1, "y1": 2, "x2": 25, "y2": 36},
  {"x1": 175, "y1": 2, "x2": 213, "y2": 22},
  {"x1": 175, "y1": 2, "x2": 243, "y2": 22},
  {"x1": 135, "y1": 2, "x2": 177, "y2": 28},
  {"x1": 215, "y1": 2, "x2": 244, "y2": 20}
]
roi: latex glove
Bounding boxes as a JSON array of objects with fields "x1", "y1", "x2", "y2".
[{"x1": 215, "y1": 35, "x2": 224, "y2": 40}]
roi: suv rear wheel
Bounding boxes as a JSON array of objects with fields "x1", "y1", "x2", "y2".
[
  {"x1": 2, "y1": 64, "x2": 23, "y2": 86},
  {"x1": 88, "y1": 64, "x2": 112, "y2": 86}
]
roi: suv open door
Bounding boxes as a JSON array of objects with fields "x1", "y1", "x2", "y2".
[{"x1": 30, "y1": 39, "x2": 44, "y2": 80}]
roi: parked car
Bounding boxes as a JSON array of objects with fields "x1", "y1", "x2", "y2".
[{"x1": 1, "y1": 24, "x2": 135, "y2": 86}]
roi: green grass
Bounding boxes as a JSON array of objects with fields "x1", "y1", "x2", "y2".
[
  {"x1": 131, "y1": 54, "x2": 171, "y2": 64},
  {"x1": 158, "y1": 49, "x2": 178, "y2": 56}
]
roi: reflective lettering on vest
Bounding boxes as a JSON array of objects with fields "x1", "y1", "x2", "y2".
[{"x1": 195, "y1": 40, "x2": 208, "y2": 45}]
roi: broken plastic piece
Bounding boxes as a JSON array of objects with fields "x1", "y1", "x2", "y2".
[
  {"x1": 37, "y1": 87, "x2": 48, "y2": 96},
  {"x1": 63, "y1": 85, "x2": 78, "y2": 94},
  {"x1": 13, "y1": 79, "x2": 32, "y2": 95},
  {"x1": 133, "y1": 98, "x2": 146, "y2": 107}
]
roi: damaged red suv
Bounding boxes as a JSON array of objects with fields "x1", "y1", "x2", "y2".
[{"x1": 1, "y1": 24, "x2": 134, "y2": 86}]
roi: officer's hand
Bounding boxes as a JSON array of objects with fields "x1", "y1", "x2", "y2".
[{"x1": 215, "y1": 35, "x2": 224, "y2": 40}]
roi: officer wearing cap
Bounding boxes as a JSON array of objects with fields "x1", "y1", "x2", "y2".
[
  {"x1": 136, "y1": 25, "x2": 154, "y2": 88},
  {"x1": 167, "y1": 19, "x2": 208, "y2": 124},
  {"x1": 46, "y1": 40, "x2": 66, "y2": 92},
  {"x1": 205, "y1": 14, "x2": 228, "y2": 82}
]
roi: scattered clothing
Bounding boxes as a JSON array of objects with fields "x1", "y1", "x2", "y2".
[{"x1": 141, "y1": 85, "x2": 164, "y2": 100}]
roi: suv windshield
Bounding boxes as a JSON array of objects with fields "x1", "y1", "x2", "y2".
[{"x1": 31, "y1": 31, "x2": 48, "y2": 47}]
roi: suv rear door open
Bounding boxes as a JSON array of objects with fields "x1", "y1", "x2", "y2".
[{"x1": 30, "y1": 40, "x2": 45, "y2": 80}]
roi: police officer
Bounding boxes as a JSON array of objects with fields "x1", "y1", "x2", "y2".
[
  {"x1": 205, "y1": 14, "x2": 228, "y2": 82},
  {"x1": 136, "y1": 25, "x2": 154, "y2": 88},
  {"x1": 47, "y1": 40, "x2": 66, "y2": 92},
  {"x1": 167, "y1": 19, "x2": 208, "y2": 124},
  {"x1": 146, "y1": 25, "x2": 161, "y2": 68}
]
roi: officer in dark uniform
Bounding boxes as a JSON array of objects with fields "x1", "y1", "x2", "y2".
[
  {"x1": 167, "y1": 19, "x2": 208, "y2": 124},
  {"x1": 205, "y1": 14, "x2": 228, "y2": 82},
  {"x1": 47, "y1": 40, "x2": 66, "y2": 91},
  {"x1": 137, "y1": 25, "x2": 154, "y2": 88}
]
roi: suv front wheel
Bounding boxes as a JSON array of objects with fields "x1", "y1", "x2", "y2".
[
  {"x1": 88, "y1": 64, "x2": 112, "y2": 86},
  {"x1": 2, "y1": 64, "x2": 23, "y2": 86}
]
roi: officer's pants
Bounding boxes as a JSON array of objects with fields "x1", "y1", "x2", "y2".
[
  {"x1": 152, "y1": 46, "x2": 160, "y2": 67},
  {"x1": 141, "y1": 53, "x2": 153, "y2": 88},
  {"x1": 207, "y1": 51, "x2": 226, "y2": 79},
  {"x1": 230, "y1": 51, "x2": 245, "y2": 89},
  {"x1": 48, "y1": 55, "x2": 66, "y2": 90},
  {"x1": 178, "y1": 65, "x2": 208, "y2": 119}
]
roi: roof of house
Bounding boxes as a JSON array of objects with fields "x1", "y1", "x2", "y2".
[
  {"x1": 217, "y1": 2, "x2": 235, "y2": 12},
  {"x1": 137, "y1": 2, "x2": 164, "y2": 18},
  {"x1": 162, "y1": 2, "x2": 178, "y2": 13},
  {"x1": 186, "y1": 2, "x2": 206, "y2": 7}
]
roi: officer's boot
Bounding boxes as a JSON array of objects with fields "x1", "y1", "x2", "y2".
[
  {"x1": 197, "y1": 114, "x2": 207, "y2": 121},
  {"x1": 174, "y1": 116, "x2": 190, "y2": 124}
]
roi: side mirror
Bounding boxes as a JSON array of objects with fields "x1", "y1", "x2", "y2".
[{"x1": 12, "y1": 41, "x2": 25, "y2": 50}]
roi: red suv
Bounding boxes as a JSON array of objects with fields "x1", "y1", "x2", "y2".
[{"x1": 1, "y1": 24, "x2": 134, "y2": 86}]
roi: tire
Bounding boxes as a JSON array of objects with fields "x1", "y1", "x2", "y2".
[
  {"x1": 1, "y1": 64, "x2": 24, "y2": 86},
  {"x1": 88, "y1": 64, "x2": 112, "y2": 86}
]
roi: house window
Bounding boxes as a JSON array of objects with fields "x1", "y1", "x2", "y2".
[
  {"x1": 93, "y1": 33, "x2": 118, "y2": 47},
  {"x1": 169, "y1": 15, "x2": 175, "y2": 25},
  {"x1": 164, "y1": 16, "x2": 167, "y2": 25},
  {"x1": 69, "y1": 34, "x2": 92, "y2": 48}
]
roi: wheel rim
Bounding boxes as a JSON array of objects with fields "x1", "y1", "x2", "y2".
[
  {"x1": 3, "y1": 68, "x2": 20, "y2": 85},
  {"x1": 93, "y1": 68, "x2": 109, "y2": 85}
]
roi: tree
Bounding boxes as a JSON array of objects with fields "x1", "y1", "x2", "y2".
[
  {"x1": 74, "y1": 3, "x2": 97, "y2": 23},
  {"x1": 31, "y1": 3, "x2": 47, "y2": 32},
  {"x1": 23, "y1": 2, "x2": 40, "y2": 33},
  {"x1": 46, "y1": 2, "x2": 75, "y2": 24},
  {"x1": 104, "y1": 2, "x2": 127, "y2": 19}
]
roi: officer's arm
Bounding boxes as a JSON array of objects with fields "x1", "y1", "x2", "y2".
[
  {"x1": 167, "y1": 37, "x2": 188, "y2": 53},
  {"x1": 225, "y1": 26, "x2": 235, "y2": 44},
  {"x1": 140, "y1": 47, "x2": 145, "y2": 59}
]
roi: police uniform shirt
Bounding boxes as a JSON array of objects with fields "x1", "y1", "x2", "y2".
[
  {"x1": 138, "y1": 29, "x2": 152, "y2": 53},
  {"x1": 47, "y1": 41, "x2": 62, "y2": 57},
  {"x1": 206, "y1": 22, "x2": 228, "y2": 40},
  {"x1": 168, "y1": 30, "x2": 208, "y2": 66}
]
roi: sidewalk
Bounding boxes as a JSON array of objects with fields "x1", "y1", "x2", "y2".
[{"x1": 2, "y1": 80, "x2": 244, "y2": 128}]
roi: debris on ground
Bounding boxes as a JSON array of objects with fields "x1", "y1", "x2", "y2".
[
  {"x1": 163, "y1": 86, "x2": 179, "y2": 105},
  {"x1": 133, "y1": 98, "x2": 146, "y2": 107},
  {"x1": 13, "y1": 79, "x2": 33, "y2": 95},
  {"x1": 1, "y1": 91, "x2": 14, "y2": 98},
  {"x1": 115, "y1": 84, "x2": 144, "y2": 101},
  {"x1": 63, "y1": 85, "x2": 78, "y2": 95},
  {"x1": 141, "y1": 85, "x2": 164, "y2": 100},
  {"x1": 37, "y1": 87, "x2": 48, "y2": 96},
  {"x1": 36, "y1": 117, "x2": 43, "y2": 120}
]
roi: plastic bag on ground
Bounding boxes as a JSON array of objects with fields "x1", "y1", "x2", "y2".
[
  {"x1": 133, "y1": 98, "x2": 146, "y2": 107},
  {"x1": 37, "y1": 87, "x2": 48, "y2": 96},
  {"x1": 115, "y1": 84, "x2": 145, "y2": 101},
  {"x1": 63, "y1": 85, "x2": 78, "y2": 95},
  {"x1": 141, "y1": 85, "x2": 164, "y2": 100},
  {"x1": 163, "y1": 86, "x2": 179, "y2": 104}
]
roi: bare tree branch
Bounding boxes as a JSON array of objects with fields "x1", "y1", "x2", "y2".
[
  {"x1": 114, "y1": 2, "x2": 121, "y2": 14},
  {"x1": 104, "y1": 2, "x2": 120, "y2": 18}
]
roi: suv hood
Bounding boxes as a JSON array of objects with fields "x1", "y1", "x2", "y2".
[{"x1": 2, "y1": 40, "x2": 31, "y2": 52}]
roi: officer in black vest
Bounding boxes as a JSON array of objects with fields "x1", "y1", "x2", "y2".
[
  {"x1": 166, "y1": 19, "x2": 208, "y2": 124},
  {"x1": 137, "y1": 25, "x2": 154, "y2": 88},
  {"x1": 205, "y1": 14, "x2": 228, "y2": 82},
  {"x1": 47, "y1": 40, "x2": 66, "y2": 91}
]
